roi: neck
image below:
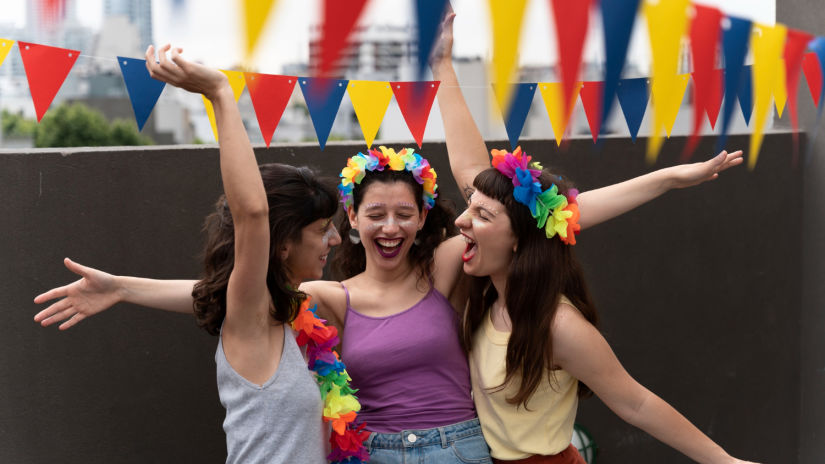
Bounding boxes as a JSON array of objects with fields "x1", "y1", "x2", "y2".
[{"x1": 362, "y1": 257, "x2": 417, "y2": 287}]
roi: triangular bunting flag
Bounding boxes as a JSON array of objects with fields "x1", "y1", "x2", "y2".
[
  {"x1": 117, "y1": 57, "x2": 166, "y2": 131},
  {"x1": 750, "y1": 23, "x2": 787, "y2": 169},
  {"x1": 494, "y1": 83, "x2": 536, "y2": 150},
  {"x1": 805, "y1": 37, "x2": 825, "y2": 164},
  {"x1": 784, "y1": 28, "x2": 814, "y2": 161},
  {"x1": 415, "y1": 0, "x2": 450, "y2": 80},
  {"x1": 600, "y1": 0, "x2": 642, "y2": 130},
  {"x1": 203, "y1": 70, "x2": 246, "y2": 141},
  {"x1": 580, "y1": 81, "x2": 604, "y2": 143},
  {"x1": 0, "y1": 39, "x2": 14, "y2": 68},
  {"x1": 684, "y1": 4, "x2": 723, "y2": 160},
  {"x1": 647, "y1": 74, "x2": 690, "y2": 162},
  {"x1": 716, "y1": 16, "x2": 752, "y2": 153},
  {"x1": 18, "y1": 42, "x2": 80, "y2": 122},
  {"x1": 242, "y1": 0, "x2": 279, "y2": 65},
  {"x1": 245, "y1": 73, "x2": 297, "y2": 147},
  {"x1": 775, "y1": 59, "x2": 787, "y2": 118},
  {"x1": 616, "y1": 78, "x2": 649, "y2": 143},
  {"x1": 299, "y1": 77, "x2": 348, "y2": 150},
  {"x1": 348, "y1": 80, "x2": 394, "y2": 148},
  {"x1": 551, "y1": 0, "x2": 590, "y2": 127},
  {"x1": 539, "y1": 81, "x2": 582, "y2": 146},
  {"x1": 391, "y1": 81, "x2": 440, "y2": 148},
  {"x1": 489, "y1": 0, "x2": 529, "y2": 116},
  {"x1": 738, "y1": 65, "x2": 753, "y2": 125},
  {"x1": 802, "y1": 52, "x2": 822, "y2": 107},
  {"x1": 318, "y1": 0, "x2": 369, "y2": 78}
]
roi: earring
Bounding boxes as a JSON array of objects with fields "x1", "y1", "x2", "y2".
[
  {"x1": 348, "y1": 228, "x2": 361, "y2": 245},
  {"x1": 414, "y1": 230, "x2": 422, "y2": 246}
]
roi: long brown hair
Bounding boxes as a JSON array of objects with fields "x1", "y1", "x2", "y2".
[
  {"x1": 331, "y1": 168, "x2": 457, "y2": 280},
  {"x1": 192, "y1": 163, "x2": 338, "y2": 335},
  {"x1": 460, "y1": 167, "x2": 599, "y2": 408}
]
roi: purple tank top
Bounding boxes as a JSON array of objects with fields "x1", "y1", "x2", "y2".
[{"x1": 341, "y1": 283, "x2": 476, "y2": 433}]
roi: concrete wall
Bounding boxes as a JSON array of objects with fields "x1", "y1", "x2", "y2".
[{"x1": 1, "y1": 134, "x2": 801, "y2": 463}]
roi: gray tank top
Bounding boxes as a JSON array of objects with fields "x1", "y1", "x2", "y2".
[{"x1": 216, "y1": 324, "x2": 326, "y2": 464}]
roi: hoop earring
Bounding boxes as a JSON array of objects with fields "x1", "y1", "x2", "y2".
[{"x1": 348, "y1": 228, "x2": 361, "y2": 245}]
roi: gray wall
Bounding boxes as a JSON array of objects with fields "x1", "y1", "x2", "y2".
[{"x1": 2, "y1": 134, "x2": 801, "y2": 463}]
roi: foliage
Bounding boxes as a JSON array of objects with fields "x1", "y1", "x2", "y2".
[
  {"x1": 33, "y1": 103, "x2": 153, "y2": 148},
  {"x1": 2, "y1": 109, "x2": 37, "y2": 138}
]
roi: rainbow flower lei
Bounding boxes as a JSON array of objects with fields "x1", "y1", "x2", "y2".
[
  {"x1": 291, "y1": 297, "x2": 370, "y2": 463},
  {"x1": 491, "y1": 147, "x2": 581, "y2": 245},
  {"x1": 339, "y1": 146, "x2": 438, "y2": 211}
]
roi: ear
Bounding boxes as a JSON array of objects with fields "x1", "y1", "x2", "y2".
[
  {"x1": 418, "y1": 207, "x2": 429, "y2": 228},
  {"x1": 347, "y1": 207, "x2": 358, "y2": 229},
  {"x1": 280, "y1": 242, "x2": 291, "y2": 261}
]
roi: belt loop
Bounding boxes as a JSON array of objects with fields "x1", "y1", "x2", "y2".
[
  {"x1": 364, "y1": 432, "x2": 375, "y2": 453},
  {"x1": 439, "y1": 426, "x2": 448, "y2": 448}
]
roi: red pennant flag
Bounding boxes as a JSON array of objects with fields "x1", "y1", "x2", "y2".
[
  {"x1": 244, "y1": 73, "x2": 297, "y2": 147},
  {"x1": 551, "y1": 0, "x2": 591, "y2": 126},
  {"x1": 390, "y1": 81, "x2": 440, "y2": 148},
  {"x1": 18, "y1": 42, "x2": 79, "y2": 121},
  {"x1": 683, "y1": 4, "x2": 722, "y2": 160},
  {"x1": 783, "y1": 28, "x2": 814, "y2": 160},
  {"x1": 803, "y1": 52, "x2": 822, "y2": 108},
  {"x1": 580, "y1": 81, "x2": 604, "y2": 143},
  {"x1": 317, "y1": 0, "x2": 369, "y2": 78}
]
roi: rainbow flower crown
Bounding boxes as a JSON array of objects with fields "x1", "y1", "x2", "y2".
[
  {"x1": 491, "y1": 147, "x2": 581, "y2": 245},
  {"x1": 339, "y1": 146, "x2": 438, "y2": 211}
]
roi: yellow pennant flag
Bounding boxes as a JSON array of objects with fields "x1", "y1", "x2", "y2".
[
  {"x1": 645, "y1": 0, "x2": 691, "y2": 163},
  {"x1": 347, "y1": 81, "x2": 394, "y2": 148},
  {"x1": 242, "y1": 0, "x2": 279, "y2": 65},
  {"x1": 0, "y1": 39, "x2": 14, "y2": 67},
  {"x1": 751, "y1": 23, "x2": 788, "y2": 169},
  {"x1": 647, "y1": 74, "x2": 690, "y2": 162},
  {"x1": 489, "y1": 0, "x2": 529, "y2": 117},
  {"x1": 203, "y1": 70, "x2": 247, "y2": 141},
  {"x1": 539, "y1": 82, "x2": 582, "y2": 146},
  {"x1": 774, "y1": 58, "x2": 787, "y2": 118}
]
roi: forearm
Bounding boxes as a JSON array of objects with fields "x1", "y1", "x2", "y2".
[
  {"x1": 576, "y1": 167, "x2": 674, "y2": 230},
  {"x1": 433, "y1": 61, "x2": 490, "y2": 201},
  {"x1": 625, "y1": 391, "x2": 732, "y2": 464},
  {"x1": 116, "y1": 276, "x2": 196, "y2": 314}
]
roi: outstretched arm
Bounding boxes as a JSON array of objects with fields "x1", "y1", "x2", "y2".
[
  {"x1": 575, "y1": 150, "x2": 744, "y2": 229},
  {"x1": 34, "y1": 258, "x2": 196, "y2": 330},
  {"x1": 553, "y1": 304, "x2": 758, "y2": 464}
]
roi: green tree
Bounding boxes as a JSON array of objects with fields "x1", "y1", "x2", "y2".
[
  {"x1": 34, "y1": 102, "x2": 152, "y2": 148},
  {"x1": 1, "y1": 109, "x2": 37, "y2": 138}
]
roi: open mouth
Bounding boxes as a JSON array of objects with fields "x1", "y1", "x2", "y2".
[
  {"x1": 462, "y1": 235, "x2": 477, "y2": 262},
  {"x1": 375, "y1": 238, "x2": 403, "y2": 258},
  {"x1": 320, "y1": 253, "x2": 328, "y2": 264}
]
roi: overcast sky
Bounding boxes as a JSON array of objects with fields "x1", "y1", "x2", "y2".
[{"x1": 6, "y1": 0, "x2": 776, "y2": 73}]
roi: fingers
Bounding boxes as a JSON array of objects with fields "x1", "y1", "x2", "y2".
[
  {"x1": 36, "y1": 299, "x2": 72, "y2": 325},
  {"x1": 59, "y1": 313, "x2": 86, "y2": 331}
]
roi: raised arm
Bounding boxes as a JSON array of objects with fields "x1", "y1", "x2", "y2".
[
  {"x1": 553, "y1": 304, "x2": 758, "y2": 464},
  {"x1": 34, "y1": 258, "x2": 196, "y2": 330}
]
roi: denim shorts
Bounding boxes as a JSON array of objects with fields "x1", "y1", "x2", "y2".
[{"x1": 364, "y1": 417, "x2": 492, "y2": 464}]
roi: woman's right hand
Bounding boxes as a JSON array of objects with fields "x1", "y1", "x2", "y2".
[
  {"x1": 34, "y1": 258, "x2": 121, "y2": 330},
  {"x1": 429, "y1": 6, "x2": 456, "y2": 73},
  {"x1": 145, "y1": 44, "x2": 229, "y2": 101}
]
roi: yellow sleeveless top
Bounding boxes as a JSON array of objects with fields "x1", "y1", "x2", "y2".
[{"x1": 469, "y1": 296, "x2": 578, "y2": 460}]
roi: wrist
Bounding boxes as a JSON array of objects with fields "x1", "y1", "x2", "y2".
[{"x1": 113, "y1": 275, "x2": 128, "y2": 305}]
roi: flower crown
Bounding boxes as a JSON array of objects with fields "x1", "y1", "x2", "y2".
[
  {"x1": 339, "y1": 146, "x2": 438, "y2": 211},
  {"x1": 491, "y1": 147, "x2": 581, "y2": 245}
]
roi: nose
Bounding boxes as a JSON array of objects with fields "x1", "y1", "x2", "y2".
[
  {"x1": 455, "y1": 209, "x2": 470, "y2": 229},
  {"x1": 382, "y1": 217, "x2": 401, "y2": 234},
  {"x1": 329, "y1": 226, "x2": 342, "y2": 247}
]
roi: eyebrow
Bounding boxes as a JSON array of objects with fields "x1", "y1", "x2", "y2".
[{"x1": 363, "y1": 202, "x2": 386, "y2": 209}]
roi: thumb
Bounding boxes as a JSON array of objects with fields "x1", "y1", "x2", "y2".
[{"x1": 64, "y1": 257, "x2": 91, "y2": 279}]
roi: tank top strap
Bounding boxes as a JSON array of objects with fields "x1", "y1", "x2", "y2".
[{"x1": 339, "y1": 282, "x2": 351, "y2": 308}]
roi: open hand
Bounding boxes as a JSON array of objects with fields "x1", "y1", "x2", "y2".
[
  {"x1": 429, "y1": 4, "x2": 456, "y2": 69},
  {"x1": 667, "y1": 150, "x2": 744, "y2": 189},
  {"x1": 34, "y1": 258, "x2": 121, "y2": 330}
]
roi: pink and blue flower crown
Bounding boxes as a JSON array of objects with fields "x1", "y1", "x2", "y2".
[
  {"x1": 491, "y1": 147, "x2": 581, "y2": 245},
  {"x1": 338, "y1": 146, "x2": 438, "y2": 212}
]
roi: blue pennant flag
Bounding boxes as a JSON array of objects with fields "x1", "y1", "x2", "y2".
[
  {"x1": 500, "y1": 83, "x2": 537, "y2": 150},
  {"x1": 415, "y1": 0, "x2": 449, "y2": 80},
  {"x1": 299, "y1": 77, "x2": 348, "y2": 150},
  {"x1": 805, "y1": 36, "x2": 825, "y2": 163},
  {"x1": 600, "y1": 0, "x2": 642, "y2": 131},
  {"x1": 716, "y1": 16, "x2": 752, "y2": 152},
  {"x1": 616, "y1": 77, "x2": 649, "y2": 143},
  {"x1": 737, "y1": 65, "x2": 753, "y2": 125},
  {"x1": 117, "y1": 57, "x2": 165, "y2": 131}
]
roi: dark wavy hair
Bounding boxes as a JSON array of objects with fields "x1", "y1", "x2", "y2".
[
  {"x1": 331, "y1": 167, "x2": 457, "y2": 281},
  {"x1": 192, "y1": 163, "x2": 339, "y2": 335},
  {"x1": 460, "y1": 167, "x2": 600, "y2": 408}
]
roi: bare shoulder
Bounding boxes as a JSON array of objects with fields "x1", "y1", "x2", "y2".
[
  {"x1": 432, "y1": 235, "x2": 466, "y2": 297},
  {"x1": 299, "y1": 280, "x2": 347, "y2": 328}
]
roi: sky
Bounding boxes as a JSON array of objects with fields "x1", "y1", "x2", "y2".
[{"x1": 6, "y1": 0, "x2": 776, "y2": 73}]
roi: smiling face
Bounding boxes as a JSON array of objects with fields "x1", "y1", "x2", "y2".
[
  {"x1": 454, "y1": 190, "x2": 518, "y2": 281},
  {"x1": 348, "y1": 180, "x2": 427, "y2": 273},
  {"x1": 284, "y1": 216, "x2": 342, "y2": 283}
]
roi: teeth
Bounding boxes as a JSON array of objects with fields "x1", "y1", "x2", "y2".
[
  {"x1": 320, "y1": 254, "x2": 328, "y2": 260},
  {"x1": 377, "y1": 238, "x2": 402, "y2": 247},
  {"x1": 462, "y1": 236, "x2": 475, "y2": 244}
]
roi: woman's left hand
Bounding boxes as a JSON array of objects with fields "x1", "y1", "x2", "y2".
[
  {"x1": 666, "y1": 150, "x2": 744, "y2": 189},
  {"x1": 145, "y1": 44, "x2": 229, "y2": 101}
]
